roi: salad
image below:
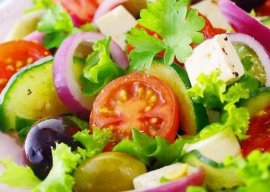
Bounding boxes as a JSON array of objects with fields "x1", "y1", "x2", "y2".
[{"x1": 0, "y1": 0, "x2": 270, "y2": 191}]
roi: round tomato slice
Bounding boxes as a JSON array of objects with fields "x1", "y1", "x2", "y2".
[
  {"x1": 90, "y1": 73, "x2": 180, "y2": 144},
  {"x1": 0, "y1": 40, "x2": 51, "y2": 92},
  {"x1": 241, "y1": 106, "x2": 270, "y2": 156},
  {"x1": 56, "y1": 0, "x2": 99, "y2": 25}
]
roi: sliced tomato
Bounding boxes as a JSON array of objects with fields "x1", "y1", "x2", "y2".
[
  {"x1": 0, "y1": 40, "x2": 51, "y2": 92},
  {"x1": 90, "y1": 73, "x2": 180, "y2": 145},
  {"x1": 200, "y1": 14, "x2": 226, "y2": 39},
  {"x1": 56, "y1": 0, "x2": 100, "y2": 25},
  {"x1": 241, "y1": 106, "x2": 270, "y2": 156},
  {"x1": 256, "y1": 0, "x2": 270, "y2": 16}
]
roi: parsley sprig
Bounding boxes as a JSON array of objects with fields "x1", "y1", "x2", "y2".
[{"x1": 127, "y1": 0, "x2": 205, "y2": 70}]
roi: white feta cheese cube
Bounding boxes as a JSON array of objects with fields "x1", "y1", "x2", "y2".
[
  {"x1": 95, "y1": 5, "x2": 137, "y2": 50},
  {"x1": 192, "y1": 0, "x2": 230, "y2": 29},
  {"x1": 185, "y1": 34, "x2": 244, "y2": 85},
  {"x1": 184, "y1": 129, "x2": 241, "y2": 163}
]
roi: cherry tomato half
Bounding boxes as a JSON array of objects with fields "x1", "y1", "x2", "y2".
[
  {"x1": 256, "y1": 0, "x2": 270, "y2": 16},
  {"x1": 241, "y1": 106, "x2": 270, "y2": 156},
  {"x1": 90, "y1": 73, "x2": 180, "y2": 145},
  {"x1": 56, "y1": 0, "x2": 100, "y2": 25},
  {"x1": 0, "y1": 40, "x2": 50, "y2": 92}
]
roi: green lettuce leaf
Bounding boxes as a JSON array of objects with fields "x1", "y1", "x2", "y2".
[
  {"x1": 73, "y1": 127, "x2": 113, "y2": 159},
  {"x1": 113, "y1": 129, "x2": 185, "y2": 168},
  {"x1": 0, "y1": 159, "x2": 41, "y2": 188},
  {"x1": 28, "y1": 0, "x2": 54, "y2": 12},
  {"x1": 127, "y1": 0, "x2": 205, "y2": 70},
  {"x1": 0, "y1": 128, "x2": 112, "y2": 191},
  {"x1": 33, "y1": 143, "x2": 81, "y2": 192},
  {"x1": 81, "y1": 37, "x2": 124, "y2": 96},
  {"x1": 188, "y1": 71, "x2": 256, "y2": 140},
  {"x1": 224, "y1": 151, "x2": 270, "y2": 192},
  {"x1": 37, "y1": 4, "x2": 96, "y2": 49}
]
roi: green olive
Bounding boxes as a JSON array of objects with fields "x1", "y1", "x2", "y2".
[{"x1": 74, "y1": 152, "x2": 147, "y2": 192}]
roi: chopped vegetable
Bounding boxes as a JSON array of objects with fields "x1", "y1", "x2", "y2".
[
  {"x1": 81, "y1": 37, "x2": 124, "y2": 96},
  {"x1": 113, "y1": 129, "x2": 184, "y2": 168},
  {"x1": 127, "y1": 0, "x2": 205, "y2": 70}
]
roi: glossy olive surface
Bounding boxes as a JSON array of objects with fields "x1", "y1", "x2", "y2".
[
  {"x1": 24, "y1": 117, "x2": 81, "y2": 179},
  {"x1": 74, "y1": 152, "x2": 147, "y2": 192}
]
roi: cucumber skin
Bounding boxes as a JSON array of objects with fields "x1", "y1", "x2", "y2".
[
  {"x1": 171, "y1": 64, "x2": 209, "y2": 133},
  {"x1": 0, "y1": 57, "x2": 54, "y2": 131},
  {"x1": 182, "y1": 150, "x2": 244, "y2": 190},
  {"x1": 240, "y1": 87, "x2": 270, "y2": 117},
  {"x1": 0, "y1": 56, "x2": 72, "y2": 132}
]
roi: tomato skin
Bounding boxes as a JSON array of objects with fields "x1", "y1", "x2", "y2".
[
  {"x1": 256, "y1": 0, "x2": 270, "y2": 16},
  {"x1": 55, "y1": 0, "x2": 99, "y2": 25},
  {"x1": 241, "y1": 134, "x2": 270, "y2": 157},
  {"x1": 90, "y1": 73, "x2": 179, "y2": 145},
  {"x1": 200, "y1": 14, "x2": 226, "y2": 39},
  {"x1": 0, "y1": 40, "x2": 51, "y2": 92},
  {"x1": 241, "y1": 106, "x2": 270, "y2": 156}
]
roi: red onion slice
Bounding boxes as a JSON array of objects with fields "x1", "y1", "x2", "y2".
[
  {"x1": 227, "y1": 33, "x2": 270, "y2": 86},
  {"x1": 53, "y1": 32, "x2": 129, "y2": 119},
  {"x1": 142, "y1": 168, "x2": 205, "y2": 192},
  {"x1": 24, "y1": 31, "x2": 45, "y2": 45},
  {"x1": 219, "y1": 0, "x2": 270, "y2": 52},
  {"x1": 93, "y1": 0, "x2": 127, "y2": 23}
]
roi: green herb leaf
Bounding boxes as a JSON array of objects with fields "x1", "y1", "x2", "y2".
[
  {"x1": 28, "y1": 0, "x2": 54, "y2": 12},
  {"x1": 188, "y1": 71, "x2": 252, "y2": 140},
  {"x1": 73, "y1": 127, "x2": 113, "y2": 159},
  {"x1": 81, "y1": 37, "x2": 124, "y2": 96},
  {"x1": 33, "y1": 143, "x2": 81, "y2": 192},
  {"x1": 188, "y1": 71, "x2": 226, "y2": 109},
  {"x1": 224, "y1": 150, "x2": 270, "y2": 192},
  {"x1": 127, "y1": 0, "x2": 205, "y2": 70},
  {"x1": 0, "y1": 159, "x2": 41, "y2": 188},
  {"x1": 37, "y1": 4, "x2": 96, "y2": 49},
  {"x1": 113, "y1": 129, "x2": 184, "y2": 168},
  {"x1": 126, "y1": 28, "x2": 165, "y2": 70}
]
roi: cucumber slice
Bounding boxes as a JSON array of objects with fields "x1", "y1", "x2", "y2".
[
  {"x1": 182, "y1": 150, "x2": 244, "y2": 190},
  {"x1": 0, "y1": 57, "x2": 71, "y2": 131},
  {"x1": 145, "y1": 62, "x2": 209, "y2": 134},
  {"x1": 240, "y1": 87, "x2": 270, "y2": 117}
]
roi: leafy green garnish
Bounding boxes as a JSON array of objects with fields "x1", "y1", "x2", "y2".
[
  {"x1": 73, "y1": 127, "x2": 113, "y2": 159},
  {"x1": 113, "y1": 129, "x2": 184, "y2": 168},
  {"x1": 81, "y1": 37, "x2": 124, "y2": 96},
  {"x1": 0, "y1": 128, "x2": 112, "y2": 191},
  {"x1": 0, "y1": 159, "x2": 41, "y2": 188},
  {"x1": 33, "y1": 143, "x2": 81, "y2": 192},
  {"x1": 188, "y1": 71, "x2": 259, "y2": 140},
  {"x1": 28, "y1": 0, "x2": 54, "y2": 12},
  {"x1": 225, "y1": 150, "x2": 270, "y2": 191},
  {"x1": 127, "y1": 0, "x2": 205, "y2": 71},
  {"x1": 37, "y1": 4, "x2": 96, "y2": 49}
]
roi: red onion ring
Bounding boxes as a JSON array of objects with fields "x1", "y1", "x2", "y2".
[
  {"x1": 53, "y1": 32, "x2": 129, "y2": 119},
  {"x1": 24, "y1": 31, "x2": 45, "y2": 45},
  {"x1": 93, "y1": 0, "x2": 127, "y2": 23},
  {"x1": 219, "y1": 0, "x2": 270, "y2": 52},
  {"x1": 141, "y1": 168, "x2": 205, "y2": 192},
  {"x1": 227, "y1": 33, "x2": 270, "y2": 86}
]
